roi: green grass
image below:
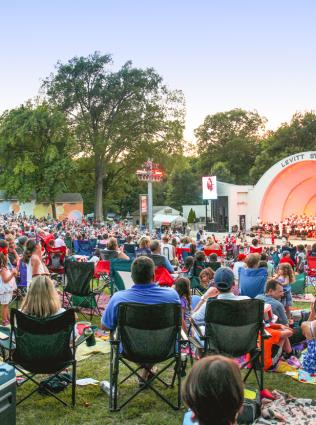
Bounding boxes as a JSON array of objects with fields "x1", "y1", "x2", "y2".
[{"x1": 4, "y1": 299, "x2": 316, "y2": 425}]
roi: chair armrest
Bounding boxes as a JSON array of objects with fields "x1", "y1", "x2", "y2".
[
  {"x1": 263, "y1": 329, "x2": 272, "y2": 340},
  {"x1": 190, "y1": 318, "x2": 205, "y2": 339},
  {"x1": 181, "y1": 329, "x2": 188, "y2": 341}
]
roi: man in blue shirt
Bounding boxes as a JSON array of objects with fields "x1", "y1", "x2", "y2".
[{"x1": 101, "y1": 256, "x2": 180, "y2": 331}]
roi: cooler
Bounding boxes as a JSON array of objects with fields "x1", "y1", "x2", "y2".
[{"x1": 0, "y1": 363, "x2": 16, "y2": 425}]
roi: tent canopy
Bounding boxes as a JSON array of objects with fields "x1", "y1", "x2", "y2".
[{"x1": 153, "y1": 214, "x2": 186, "y2": 226}]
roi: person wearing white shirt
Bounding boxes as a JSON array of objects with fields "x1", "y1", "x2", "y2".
[{"x1": 192, "y1": 267, "x2": 249, "y2": 327}]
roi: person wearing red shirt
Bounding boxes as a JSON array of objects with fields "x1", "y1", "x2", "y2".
[{"x1": 279, "y1": 251, "x2": 295, "y2": 268}]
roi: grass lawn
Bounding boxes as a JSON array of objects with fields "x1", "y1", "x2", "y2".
[{"x1": 7, "y1": 297, "x2": 316, "y2": 425}]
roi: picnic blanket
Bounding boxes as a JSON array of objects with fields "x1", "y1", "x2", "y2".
[
  {"x1": 76, "y1": 338, "x2": 110, "y2": 362},
  {"x1": 254, "y1": 390, "x2": 316, "y2": 424}
]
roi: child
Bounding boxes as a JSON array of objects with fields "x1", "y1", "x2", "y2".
[
  {"x1": 175, "y1": 277, "x2": 191, "y2": 333},
  {"x1": 0, "y1": 241, "x2": 18, "y2": 326},
  {"x1": 182, "y1": 355, "x2": 244, "y2": 425},
  {"x1": 275, "y1": 263, "x2": 295, "y2": 319}
]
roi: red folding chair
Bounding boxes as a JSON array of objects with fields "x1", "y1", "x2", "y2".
[
  {"x1": 306, "y1": 256, "x2": 316, "y2": 288},
  {"x1": 176, "y1": 247, "x2": 191, "y2": 262},
  {"x1": 154, "y1": 266, "x2": 175, "y2": 287},
  {"x1": 204, "y1": 249, "x2": 223, "y2": 257},
  {"x1": 46, "y1": 246, "x2": 66, "y2": 274},
  {"x1": 94, "y1": 260, "x2": 111, "y2": 290}
]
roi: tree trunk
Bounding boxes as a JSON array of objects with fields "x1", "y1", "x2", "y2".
[
  {"x1": 95, "y1": 157, "x2": 104, "y2": 221},
  {"x1": 51, "y1": 202, "x2": 57, "y2": 220}
]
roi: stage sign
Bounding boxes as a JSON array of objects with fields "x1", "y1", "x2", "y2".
[
  {"x1": 202, "y1": 176, "x2": 217, "y2": 200},
  {"x1": 140, "y1": 194, "x2": 148, "y2": 214}
]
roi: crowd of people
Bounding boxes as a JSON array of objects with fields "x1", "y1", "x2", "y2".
[
  {"x1": 253, "y1": 214, "x2": 316, "y2": 239},
  {"x1": 0, "y1": 212, "x2": 316, "y2": 423}
]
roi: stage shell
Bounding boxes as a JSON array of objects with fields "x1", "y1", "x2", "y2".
[
  {"x1": 215, "y1": 151, "x2": 316, "y2": 230},
  {"x1": 250, "y1": 151, "x2": 316, "y2": 224}
]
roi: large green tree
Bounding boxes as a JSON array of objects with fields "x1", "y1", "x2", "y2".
[
  {"x1": 250, "y1": 112, "x2": 316, "y2": 182},
  {"x1": 44, "y1": 52, "x2": 185, "y2": 219},
  {"x1": 0, "y1": 103, "x2": 74, "y2": 217},
  {"x1": 165, "y1": 157, "x2": 202, "y2": 210},
  {"x1": 195, "y1": 109, "x2": 266, "y2": 184}
]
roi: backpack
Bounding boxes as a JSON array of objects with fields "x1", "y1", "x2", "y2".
[{"x1": 237, "y1": 387, "x2": 261, "y2": 424}]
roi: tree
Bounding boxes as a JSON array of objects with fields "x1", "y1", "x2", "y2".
[
  {"x1": 44, "y1": 52, "x2": 185, "y2": 219},
  {"x1": 0, "y1": 103, "x2": 74, "y2": 218},
  {"x1": 166, "y1": 156, "x2": 202, "y2": 210},
  {"x1": 187, "y1": 208, "x2": 196, "y2": 223},
  {"x1": 250, "y1": 112, "x2": 316, "y2": 182},
  {"x1": 195, "y1": 109, "x2": 266, "y2": 184}
]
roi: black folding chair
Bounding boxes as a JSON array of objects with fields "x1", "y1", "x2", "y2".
[
  {"x1": 190, "y1": 299, "x2": 265, "y2": 390},
  {"x1": 63, "y1": 260, "x2": 105, "y2": 320},
  {"x1": 109, "y1": 302, "x2": 184, "y2": 411},
  {"x1": 3, "y1": 308, "x2": 77, "y2": 407}
]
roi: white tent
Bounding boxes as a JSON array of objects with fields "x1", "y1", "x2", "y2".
[{"x1": 153, "y1": 213, "x2": 186, "y2": 227}]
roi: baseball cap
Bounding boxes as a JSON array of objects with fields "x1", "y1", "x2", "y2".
[{"x1": 214, "y1": 267, "x2": 234, "y2": 291}]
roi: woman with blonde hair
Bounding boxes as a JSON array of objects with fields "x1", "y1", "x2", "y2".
[{"x1": 20, "y1": 275, "x2": 64, "y2": 318}]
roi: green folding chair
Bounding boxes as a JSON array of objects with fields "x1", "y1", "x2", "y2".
[{"x1": 110, "y1": 259, "x2": 134, "y2": 294}]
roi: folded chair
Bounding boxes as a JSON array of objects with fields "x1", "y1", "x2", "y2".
[
  {"x1": 10, "y1": 260, "x2": 28, "y2": 308},
  {"x1": 110, "y1": 259, "x2": 133, "y2": 294},
  {"x1": 63, "y1": 260, "x2": 105, "y2": 320},
  {"x1": 190, "y1": 298, "x2": 265, "y2": 390},
  {"x1": 109, "y1": 302, "x2": 183, "y2": 411},
  {"x1": 3, "y1": 308, "x2": 77, "y2": 406}
]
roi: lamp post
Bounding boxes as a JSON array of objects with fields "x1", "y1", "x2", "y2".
[{"x1": 136, "y1": 161, "x2": 163, "y2": 234}]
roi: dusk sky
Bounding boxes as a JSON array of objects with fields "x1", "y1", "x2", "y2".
[{"x1": 1, "y1": 0, "x2": 316, "y2": 140}]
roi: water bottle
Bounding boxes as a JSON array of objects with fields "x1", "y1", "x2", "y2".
[{"x1": 100, "y1": 380, "x2": 116, "y2": 396}]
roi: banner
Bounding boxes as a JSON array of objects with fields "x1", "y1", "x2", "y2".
[
  {"x1": 202, "y1": 176, "x2": 217, "y2": 200},
  {"x1": 140, "y1": 194, "x2": 148, "y2": 214}
]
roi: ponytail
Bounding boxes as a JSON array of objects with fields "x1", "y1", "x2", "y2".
[{"x1": 23, "y1": 239, "x2": 37, "y2": 264}]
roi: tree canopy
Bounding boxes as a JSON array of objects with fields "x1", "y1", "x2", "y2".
[
  {"x1": 0, "y1": 103, "x2": 74, "y2": 217},
  {"x1": 44, "y1": 52, "x2": 185, "y2": 219},
  {"x1": 195, "y1": 109, "x2": 266, "y2": 184}
]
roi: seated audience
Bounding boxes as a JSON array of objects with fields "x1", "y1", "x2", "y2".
[
  {"x1": 20, "y1": 275, "x2": 65, "y2": 318},
  {"x1": 208, "y1": 253, "x2": 221, "y2": 272},
  {"x1": 101, "y1": 256, "x2": 180, "y2": 383},
  {"x1": 301, "y1": 302, "x2": 316, "y2": 374},
  {"x1": 256, "y1": 279, "x2": 288, "y2": 325},
  {"x1": 175, "y1": 277, "x2": 191, "y2": 333},
  {"x1": 279, "y1": 250, "x2": 295, "y2": 268},
  {"x1": 182, "y1": 355, "x2": 244, "y2": 425},
  {"x1": 192, "y1": 267, "x2": 248, "y2": 326},
  {"x1": 275, "y1": 262, "x2": 295, "y2": 319},
  {"x1": 150, "y1": 240, "x2": 174, "y2": 273},
  {"x1": 239, "y1": 254, "x2": 267, "y2": 298}
]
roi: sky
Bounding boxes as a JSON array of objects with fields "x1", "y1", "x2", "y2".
[{"x1": 1, "y1": 0, "x2": 316, "y2": 141}]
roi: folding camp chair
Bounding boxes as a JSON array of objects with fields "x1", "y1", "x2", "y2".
[
  {"x1": 1, "y1": 308, "x2": 77, "y2": 407},
  {"x1": 110, "y1": 259, "x2": 133, "y2": 294},
  {"x1": 10, "y1": 260, "x2": 28, "y2": 308},
  {"x1": 75, "y1": 240, "x2": 93, "y2": 256},
  {"x1": 63, "y1": 260, "x2": 105, "y2": 320},
  {"x1": 306, "y1": 256, "x2": 316, "y2": 289},
  {"x1": 123, "y1": 243, "x2": 136, "y2": 260},
  {"x1": 100, "y1": 250, "x2": 119, "y2": 261},
  {"x1": 190, "y1": 299, "x2": 265, "y2": 390},
  {"x1": 109, "y1": 302, "x2": 184, "y2": 411},
  {"x1": 46, "y1": 245, "x2": 66, "y2": 284},
  {"x1": 189, "y1": 261, "x2": 209, "y2": 295}
]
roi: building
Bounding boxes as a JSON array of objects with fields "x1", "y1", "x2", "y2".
[
  {"x1": 0, "y1": 192, "x2": 83, "y2": 221},
  {"x1": 210, "y1": 151, "x2": 316, "y2": 231}
]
